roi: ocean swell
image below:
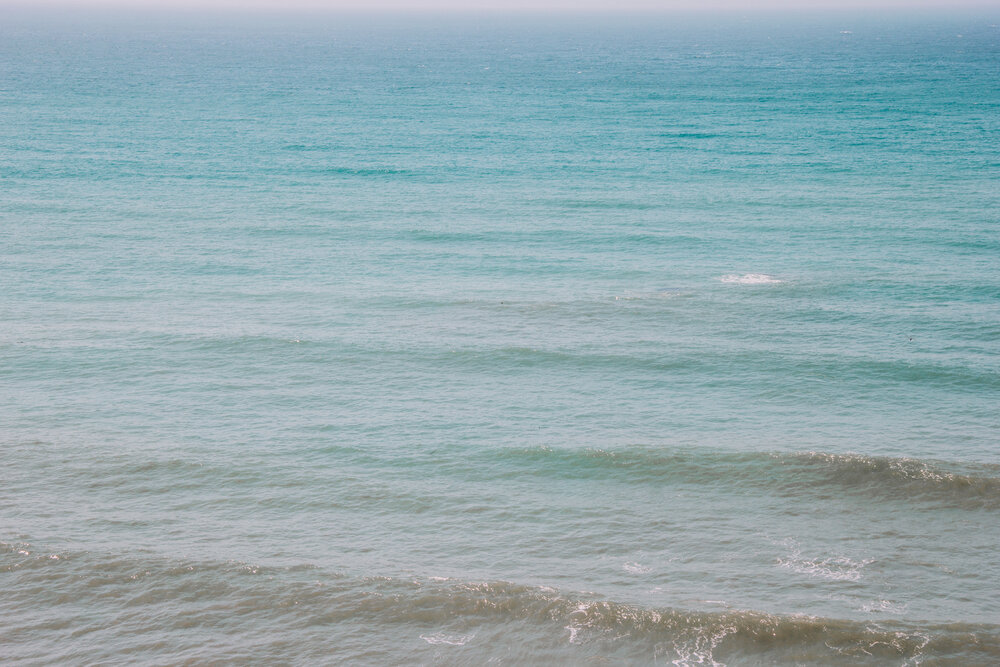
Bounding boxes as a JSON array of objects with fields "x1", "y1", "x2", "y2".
[
  {"x1": 481, "y1": 446, "x2": 1000, "y2": 510},
  {"x1": 2, "y1": 543, "x2": 996, "y2": 665}
]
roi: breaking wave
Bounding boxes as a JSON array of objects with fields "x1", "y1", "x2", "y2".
[
  {"x1": 2, "y1": 543, "x2": 996, "y2": 665},
  {"x1": 480, "y1": 446, "x2": 1000, "y2": 510}
]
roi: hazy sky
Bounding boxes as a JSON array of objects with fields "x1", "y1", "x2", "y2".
[{"x1": 5, "y1": 0, "x2": 998, "y2": 10}]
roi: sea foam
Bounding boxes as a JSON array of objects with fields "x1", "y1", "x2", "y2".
[{"x1": 719, "y1": 273, "x2": 783, "y2": 285}]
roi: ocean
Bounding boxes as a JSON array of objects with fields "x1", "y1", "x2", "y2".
[{"x1": 2, "y1": 10, "x2": 999, "y2": 664}]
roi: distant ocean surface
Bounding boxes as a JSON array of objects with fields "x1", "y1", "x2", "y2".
[{"x1": 2, "y1": 10, "x2": 999, "y2": 664}]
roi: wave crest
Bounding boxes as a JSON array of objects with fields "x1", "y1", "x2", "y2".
[
  {"x1": 490, "y1": 445, "x2": 1000, "y2": 510},
  {"x1": 3, "y1": 544, "x2": 998, "y2": 664}
]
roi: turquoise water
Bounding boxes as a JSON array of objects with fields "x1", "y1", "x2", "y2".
[{"x1": 2, "y1": 11, "x2": 1000, "y2": 664}]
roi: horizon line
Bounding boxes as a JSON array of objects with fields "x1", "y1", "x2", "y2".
[{"x1": 3, "y1": 1, "x2": 999, "y2": 13}]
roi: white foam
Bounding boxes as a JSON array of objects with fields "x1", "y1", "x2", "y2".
[
  {"x1": 861, "y1": 599, "x2": 908, "y2": 614},
  {"x1": 419, "y1": 632, "x2": 474, "y2": 646},
  {"x1": 719, "y1": 273, "x2": 783, "y2": 285},
  {"x1": 565, "y1": 602, "x2": 591, "y2": 644},
  {"x1": 783, "y1": 556, "x2": 869, "y2": 581},
  {"x1": 776, "y1": 541, "x2": 872, "y2": 582},
  {"x1": 623, "y1": 561, "x2": 651, "y2": 574},
  {"x1": 668, "y1": 625, "x2": 731, "y2": 667}
]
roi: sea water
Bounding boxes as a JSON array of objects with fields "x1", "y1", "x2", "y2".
[{"x1": 2, "y1": 10, "x2": 999, "y2": 664}]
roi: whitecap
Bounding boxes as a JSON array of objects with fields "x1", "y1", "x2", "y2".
[
  {"x1": 668, "y1": 624, "x2": 731, "y2": 667},
  {"x1": 623, "y1": 561, "x2": 651, "y2": 574},
  {"x1": 861, "y1": 599, "x2": 908, "y2": 614},
  {"x1": 565, "y1": 602, "x2": 591, "y2": 644},
  {"x1": 419, "y1": 632, "x2": 474, "y2": 646},
  {"x1": 778, "y1": 551, "x2": 872, "y2": 581},
  {"x1": 719, "y1": 273, "x2": 783, "y2": 285}
]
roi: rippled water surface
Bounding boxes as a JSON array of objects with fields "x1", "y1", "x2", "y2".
[{"x1": 2, "y1": 11, "x2": 999, "y2": 665}]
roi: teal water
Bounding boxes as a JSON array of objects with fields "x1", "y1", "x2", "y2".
[{"x1": 2, "y1": 11, "x2": 1000, "y2": 664}]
